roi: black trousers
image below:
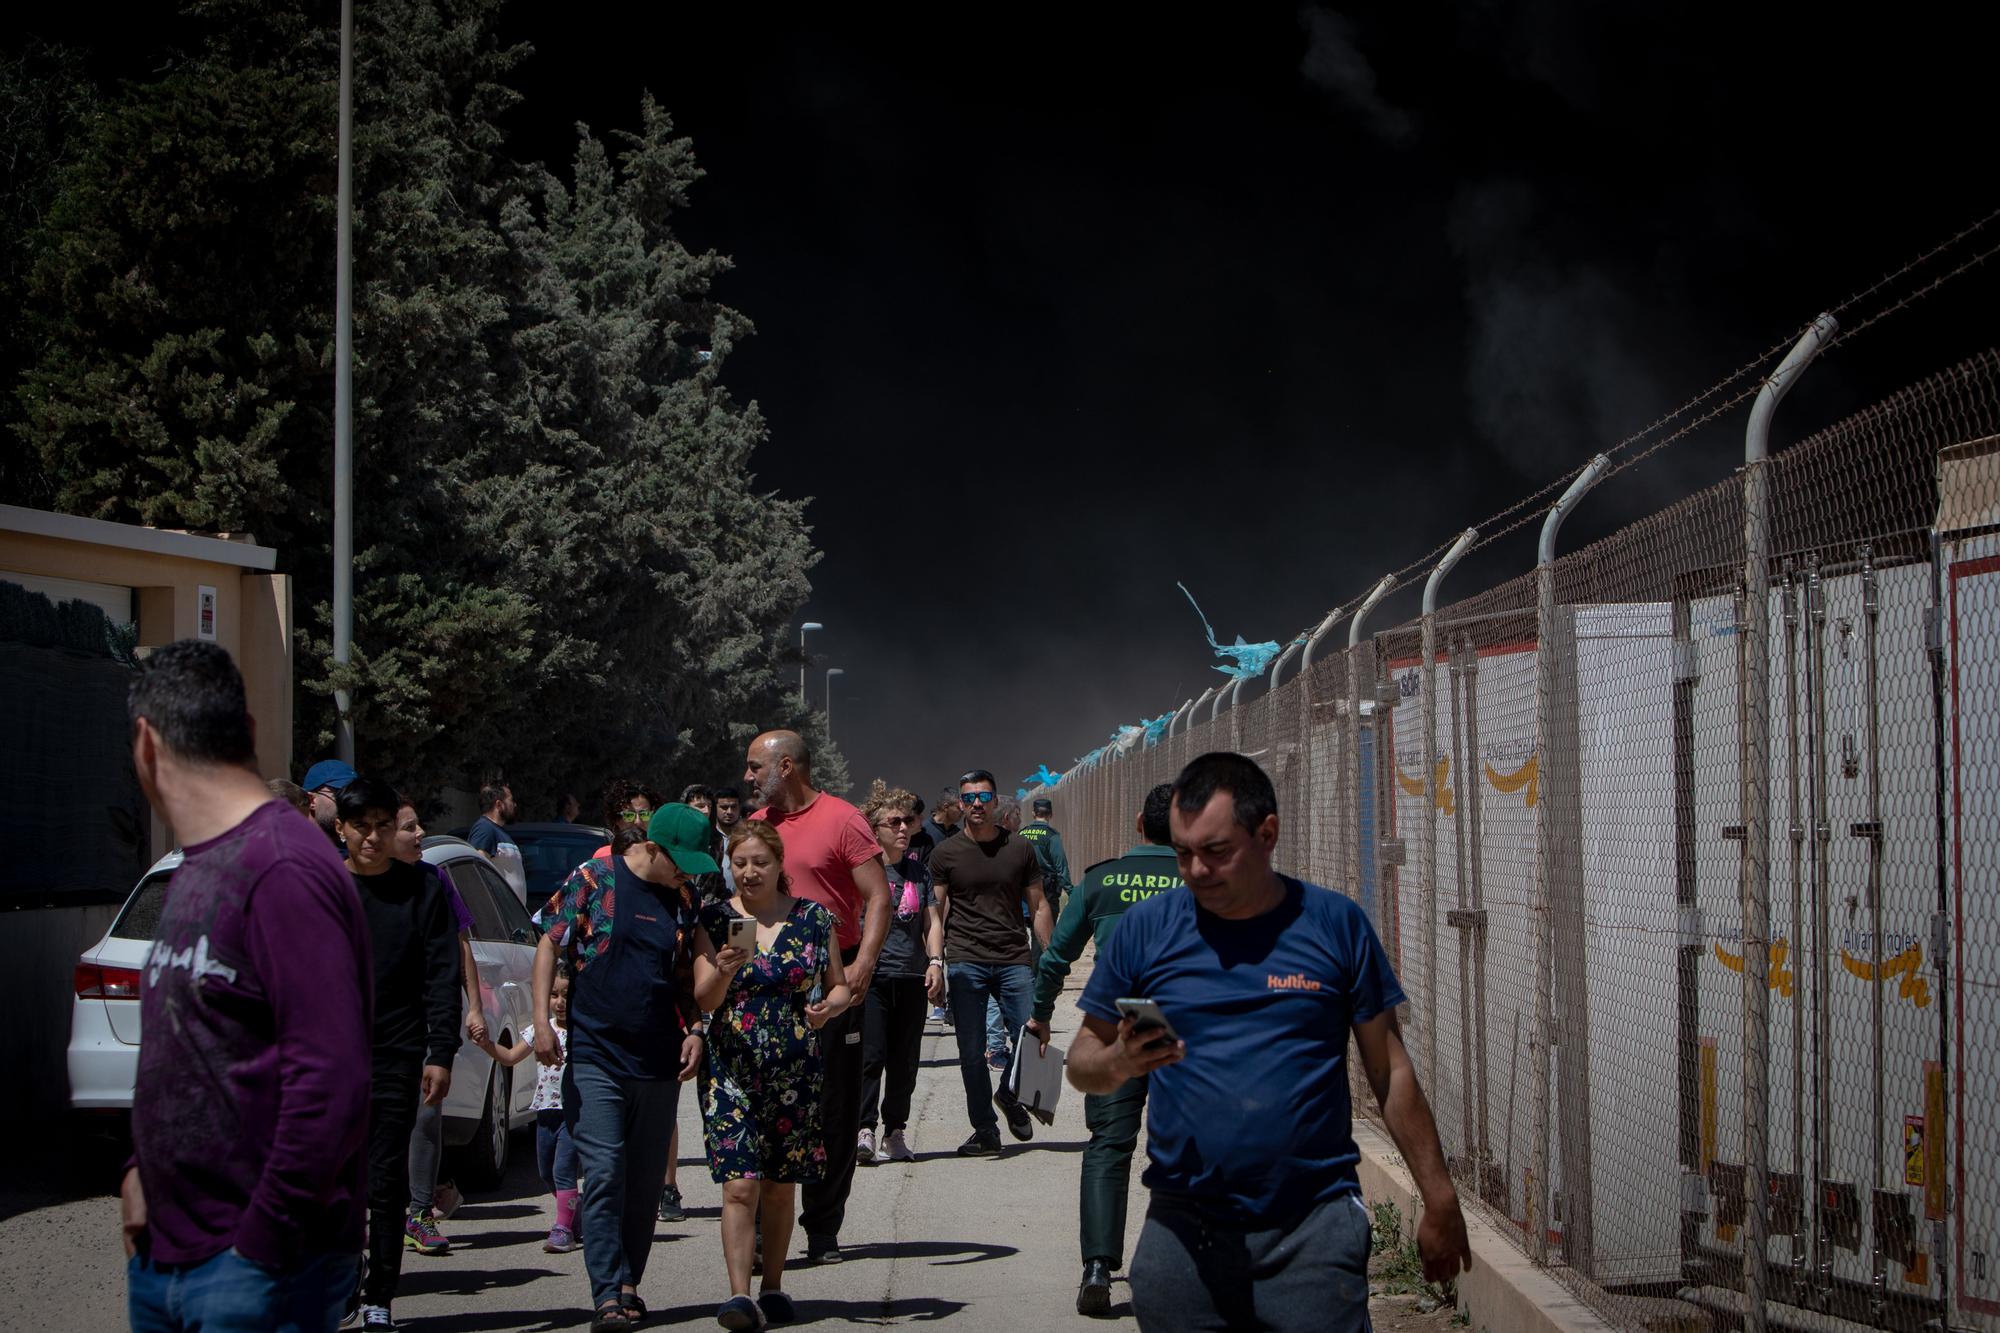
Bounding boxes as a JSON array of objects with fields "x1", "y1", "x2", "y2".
[
  {"x1": 364, "y1": 1054, "x2": 421, "y2": 1306},
  {"x1": 859, "y1": 976, "x2": 928, "y2": 1133},
  {"x1": 799, "y1": 948, "x2": 864, "y2": 1241}
]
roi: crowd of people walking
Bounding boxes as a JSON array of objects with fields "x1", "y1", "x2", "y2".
[{"x1": 119, "y1": 639, "x2": 1471, "y2": 1333}]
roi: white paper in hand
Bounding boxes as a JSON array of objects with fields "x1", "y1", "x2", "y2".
[{"x1": 1008, "y1": 1024, "x2": 1065, "y2": 1116}]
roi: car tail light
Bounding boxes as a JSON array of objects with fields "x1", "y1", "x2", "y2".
[{"x1": 75, "y1": 963, "x2": 142, "y2": 1000}]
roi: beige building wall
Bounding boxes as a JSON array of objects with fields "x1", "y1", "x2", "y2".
[
  {"x1": 0, "y1": 508, "x2": 294, "y2": 795},
  {"x1": 1, "y1": 506, "x2": 294, "y2": 1120}
]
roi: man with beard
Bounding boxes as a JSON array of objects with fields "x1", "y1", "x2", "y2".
[
  {"x1": 744, "y1": 731, "x2": 892, "y2": 1265},
  {"x1": 123, "y1": 643, "x2": 371, "y2": 1333},
  {"x1": 468, "y1": 781, "x2": 524, "y2": 900},
  {"x1": 927, "y1": 770, "x2": 1053, "y2": 1155},
  {"x1": 302, "y1": 758, "x2": 357, "y2": 850}
]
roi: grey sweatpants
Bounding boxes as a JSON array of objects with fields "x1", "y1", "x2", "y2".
[{"x1": 1129, "y1": 1191, "x2": 1373, "y2": 1332}]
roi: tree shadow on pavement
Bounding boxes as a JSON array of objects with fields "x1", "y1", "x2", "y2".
[
  {"x1": 644, "y1": 1296, "x2": 970, "y2": 1325},
  {"x1": 832, "y1": 1237, "x2": 1019, "y2": 1267},
  {"x1": 908, "y1": 1140, "x2": 1086, "y2": 1164},
  {"x1": 0, "y1": 1115, "x2": 127, "y2": 1225}
]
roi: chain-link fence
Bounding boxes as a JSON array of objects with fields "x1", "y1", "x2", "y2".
[{"x1": 1035, "y1": 344, "x2": 2000, "y2": 1331}]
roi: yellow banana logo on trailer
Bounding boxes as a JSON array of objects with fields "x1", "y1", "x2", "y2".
[
  {"x1": 1711, "y1": 938, "x2": 1796, "y2": 997},
  {"x1": 1484, "y1": 752, "x2": 1539, "y2": 807},
  {"x1": 1394, "y1": 756, "x2": 1455, "y2": 814},
  {"x1": 1838, "y1": 941, "x2": 1930, "y2": 1008}
]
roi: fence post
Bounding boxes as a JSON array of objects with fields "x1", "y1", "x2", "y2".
[
  {"x1": 1299, "y1": 607, "x2": 1345, "y2": 886},
  {"x1": 1532, "y1": 454, "x2": 1610, "y2": 1268},
  {"x1": 1739, "y1": 314, "x2": 1836, "y2": 1332},
  {"x1": 1347, "y1": 577, "x2": 1397, "y2": 902},
  {"x1": 1420, "y1": 532, "x2": 1478, "y2": 1093}
]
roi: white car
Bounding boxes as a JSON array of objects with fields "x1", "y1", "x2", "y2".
[{"x1": 69, "y1": 834, "x2": 544, "y2": 1187}]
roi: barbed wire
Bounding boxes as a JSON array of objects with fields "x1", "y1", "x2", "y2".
[{"x1": 1297, "y1": 203, "x2": 2000, "y2": 634}]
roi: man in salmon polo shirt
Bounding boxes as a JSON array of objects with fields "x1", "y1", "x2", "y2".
[{"x1": 745, "y1": 730, "x2": 893, "y2": 1266}]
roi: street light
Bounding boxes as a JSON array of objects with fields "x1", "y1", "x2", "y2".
[
  {"x1": 825, "y1": 667, "x2": 845, "y2": 742},
  {"x1": 799, "y1": 622, "x2": 823, "y2": 704}
]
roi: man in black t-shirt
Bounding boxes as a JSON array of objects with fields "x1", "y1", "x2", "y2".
[
  {"x1": 927, "y1": 769, "x2": 1052, "y2": 1156},
  {"x1": 337, "y1": 777, "x2": 462, "y2": 1332}
]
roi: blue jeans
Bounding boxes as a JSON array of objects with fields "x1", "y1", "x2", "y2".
[
  {"x1": 985, "y1": 996, "x2": 1010, "y2": 1059},
  {"x1": 566, "y1": 1061, "x2": 681, "y2": 1308},
  {"x1": 947, "y1": 962, "x2": 1031, "y2": 1134},
  {"x1": 536, "y1": 1108, "x2": 577, "y2": 1192},
  {"x1": 128, "y1": 1247, "x2": 356, "y2": 1333}
]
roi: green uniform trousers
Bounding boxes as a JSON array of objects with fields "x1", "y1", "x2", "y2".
[{"x1": 1081, "y1": 1073, "x2": 1149, "y2": 1267}]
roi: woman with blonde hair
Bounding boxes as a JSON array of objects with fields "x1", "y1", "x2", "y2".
[{"x1": 694, "y1": 820, "x2": 854, "y2": 1330}]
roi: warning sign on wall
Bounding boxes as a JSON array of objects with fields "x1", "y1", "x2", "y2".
[{"x1": 1904, "y1": 1116, "x2": 1925, "y2": 1187}]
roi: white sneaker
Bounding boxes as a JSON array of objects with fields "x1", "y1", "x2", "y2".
[
  {"x1": 857, "y1": 1128, "x2": 876, "y2": 1163},
  {"x1": 878, "y1": 1128, "x2": 914, "y2": 1162}
]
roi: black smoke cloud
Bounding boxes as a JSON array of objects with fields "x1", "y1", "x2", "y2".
[{"x1": 1297, "y1": 6, "x2": 1417, "y2": 147}]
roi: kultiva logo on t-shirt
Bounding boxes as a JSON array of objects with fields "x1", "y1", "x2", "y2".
[{"x1": 1266, "y1": 971, "x2": 1324, "y2": 991}]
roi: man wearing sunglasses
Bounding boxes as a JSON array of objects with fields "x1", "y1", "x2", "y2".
[{"x1": 927, "y1": 770, "x2": 1054, "y2": 1155}]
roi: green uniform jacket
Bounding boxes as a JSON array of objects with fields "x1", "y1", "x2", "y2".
[
  {"x1": 1018, "y1": 819, "x2": 1072, "y2": 904},
  {"x1": 1031, "y1": 842, "x2": 1183, "y2": 1023}
]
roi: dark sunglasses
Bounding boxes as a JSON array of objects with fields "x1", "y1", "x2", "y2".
[
  {"x1": 875, "y1": 815, "x2": 916, "y2": 828},
  {"x1": 959, "y1": 791, "x2": 996, "y2": 805}
]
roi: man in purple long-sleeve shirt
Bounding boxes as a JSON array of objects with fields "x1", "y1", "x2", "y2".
[{"x1": 123, "y1": 641, "x2": 373, "y2": 1333}]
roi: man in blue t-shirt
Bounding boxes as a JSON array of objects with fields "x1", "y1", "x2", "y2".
[{"x1": 1068, "y1": 751, "x2": 1470, "y2": 1332}]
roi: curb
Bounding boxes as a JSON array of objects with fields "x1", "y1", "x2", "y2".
[{"x1": 1353, "y1": 1120, "x2": 1621, "y2": 1333}]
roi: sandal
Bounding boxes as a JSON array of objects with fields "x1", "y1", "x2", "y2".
[
  {"x1": 621, "y1": 1292, "x2": 647, "y2": 1323},
  {"x1": 591, "y1": 1299, "x2": 635, "y2": 1332}
]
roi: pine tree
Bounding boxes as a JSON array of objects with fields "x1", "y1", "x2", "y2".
[{"x1": 10, "y1": 2, "x2": 838, "y2": 801}]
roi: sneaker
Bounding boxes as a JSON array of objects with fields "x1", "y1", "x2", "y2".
[
  {"x1": 929, "y1": 1006, "x2": 949, "y2": 1025},
  {"x1": 987, "y1": 1050, "x2": 1009, "y2": 1072},
  {"x1": 359, "y1": 1306, "x2": 397, "y2": 1332},
  {"x1": 432, "y1": 1179, "x2": 462, "y2": 1219},
  {"x1": 403, "y1": 1207, "x2": 449, "y2": 1255},
  {"x1": 757, "y1": 1290, "x2": 797, "y2": 1325},
  {"x1": 856, "y1": 1128, "x2": 876, "y2": 1163},
  {"x1": 804, "y1": 1232, "x2": 842, "y2": 1265},
  {"x1": 877, "y1": 1128, "x2": 914, "y2": 1162},
  {"x1": 1077, "y1": 1259, "x2": 1114, "y2": 1316},
  {"x1": 994, "y1": 1090, "x2": 1035, "y2": 1142},
  {"x1": 657, "y1": 1183, "x2": 686, "y2": 1223},
  {"x1": 543, "y1": 1224, "x2": 577, "y2": 1254},
  {"x1": 956, "y1": 1129, "x2": 1002, "y2": 1157}
]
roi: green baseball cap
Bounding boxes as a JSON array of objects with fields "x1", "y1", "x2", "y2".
[{"x1": 648, "y1": 803, "x2": 720, "y2": 875}]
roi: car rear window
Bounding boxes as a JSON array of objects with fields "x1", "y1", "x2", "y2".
[
  {"x1": 110, "y1": 870, "x2": 175, "y2": 941},
  {"x1": 516, "y1": 830, "x2": 604, "y2": 904}
]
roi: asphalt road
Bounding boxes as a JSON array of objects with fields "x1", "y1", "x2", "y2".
[
  {"x1": 8, "y1": 977, "x2": 1150, "y2": 1332},
  {"x1": 7, "y1": 960, "x2": 1450, "y2": 1331}
]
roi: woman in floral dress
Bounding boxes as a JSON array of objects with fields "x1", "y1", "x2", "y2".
[{"x1": 693, "y1": 820, "x2": 853, "y2": 1331}]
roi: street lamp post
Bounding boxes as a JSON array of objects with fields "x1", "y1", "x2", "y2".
[
  {"x1": 799, "y1": 622, "x2": 823, "y2": 705},
  {"x1": 332, "y1": 0, "x2": 355, "y2": 765},
  {"x1": 825, "y1": 667, "x2": 845, "y2": 743}
]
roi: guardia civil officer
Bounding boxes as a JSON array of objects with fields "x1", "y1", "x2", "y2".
[
  {"x1": 1018, "y1": 797, "x2": 1073, "y2": 916},
  {"x1": 1025, "y1": 782, "x2": 1181, "y2": 1316}
]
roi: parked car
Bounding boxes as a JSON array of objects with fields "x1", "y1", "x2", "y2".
[
  {"x1": 456, "y1": 820, "x2": 610, "y2": 908},
  {"x1": 69, "y1": 834, "x2": 543, "y2": 1187}
]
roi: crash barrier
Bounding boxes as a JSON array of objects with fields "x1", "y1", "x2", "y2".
[{"x1": 1035, "y1": 346, "x2": 2000, "y2": 1331}]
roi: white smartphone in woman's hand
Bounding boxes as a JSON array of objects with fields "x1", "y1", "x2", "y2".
[{"x1": 726, "y1": 915, "x2": 757, "y2": 953}]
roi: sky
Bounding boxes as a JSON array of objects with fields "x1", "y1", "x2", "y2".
[
  {"x1": 39, "y1": 5, "x2": 1999, "y2": 802},
  {"x1": 495, "y1": 5, "x2": 1997, "y2": 798}
]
